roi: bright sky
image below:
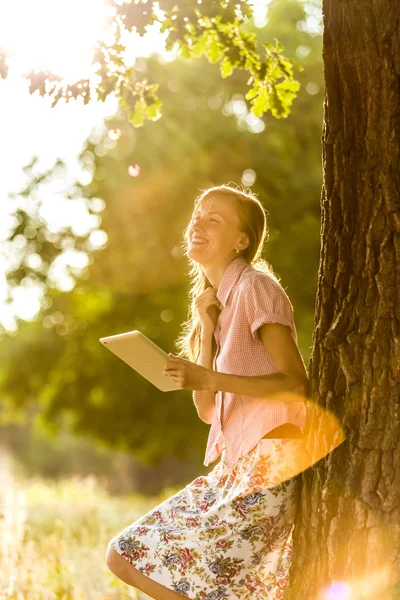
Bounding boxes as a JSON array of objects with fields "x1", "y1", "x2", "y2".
[
  {"x1": 0, "y1": 0, "x2": 171, "y2": 334},
  {"x1": 0, "y1": 0, "x2": 297, "y2": 334}
]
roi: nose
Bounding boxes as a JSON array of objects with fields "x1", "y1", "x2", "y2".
[{"x1": 191, "y1": 220, "x2": 206, "y2": 235}]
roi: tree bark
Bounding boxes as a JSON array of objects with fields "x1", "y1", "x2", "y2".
[{"x1": 289, "y1": 0, "x2": 400, "y2": 598}]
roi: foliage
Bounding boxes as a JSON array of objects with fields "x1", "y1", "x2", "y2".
[
  {"x1": 1, "y1": 0, "x2": 323, "y2": 467},
  {"x1": 0, "y1": 0, "x2": 303, "y2": 126},
  {"x1": 0, "y1": 462, "x2": 180, "y2": 598}
]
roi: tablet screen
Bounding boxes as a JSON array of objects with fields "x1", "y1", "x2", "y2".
[{"x1": 99, "y1": 329, "x2": 181, "y2": 392}]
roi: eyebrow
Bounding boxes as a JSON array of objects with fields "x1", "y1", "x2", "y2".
[{"x1": 194, "y1": 211, "x2": 224, "y2": 217}]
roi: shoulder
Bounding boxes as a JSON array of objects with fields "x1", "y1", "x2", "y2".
[{"x1": 241, "y1": 268, "x2": 291, "y2": 300}]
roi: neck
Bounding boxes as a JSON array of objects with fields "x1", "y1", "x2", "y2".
[{"x1": 202, "y1": 256, "x2": 239, "y2": 290}]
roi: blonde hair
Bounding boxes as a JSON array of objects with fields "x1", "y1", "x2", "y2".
[{"x1": 174, "y1": 183, "x2": 281, "y2": 363}]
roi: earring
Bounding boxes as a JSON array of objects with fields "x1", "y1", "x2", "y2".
[{"x1": 235, "y1": 249, "x2": 240, "y2": 254}]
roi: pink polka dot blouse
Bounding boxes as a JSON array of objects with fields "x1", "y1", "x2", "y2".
[{"x1": 203, "y1": 256, "x2": 306, "y2": 468}]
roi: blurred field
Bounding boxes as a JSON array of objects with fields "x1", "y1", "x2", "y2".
[{"x1": 0, "y1": 449, "x2": 182, "y2": 600}]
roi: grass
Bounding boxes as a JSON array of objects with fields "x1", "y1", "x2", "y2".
[{"x1": 0, "y1": 450, "x2": 183, "y2": 600}]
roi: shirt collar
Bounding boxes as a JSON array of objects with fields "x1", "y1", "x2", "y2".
[{"x1": 216, "y1": 256, "x2": 249, "y2": 307}]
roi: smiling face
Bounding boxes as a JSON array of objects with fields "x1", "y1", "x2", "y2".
[{"x1": 187, "y1": 195, "x2": 249, "y2": 266}]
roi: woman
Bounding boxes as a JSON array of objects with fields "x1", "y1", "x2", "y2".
[{"x1": 106, "y1": 184, "x2": 309, "y2": 600}]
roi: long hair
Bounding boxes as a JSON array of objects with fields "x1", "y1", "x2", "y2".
[{"x1": 174, "y1": 183, "x2": 281, "y2": 363}]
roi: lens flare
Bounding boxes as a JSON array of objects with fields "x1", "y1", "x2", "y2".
[
  {"x1": 128, "y1": 164, "x2": 141, "y2": 177},
  {"x1": 109, "y1": 129, "x2": 121, "y2": 141},
  {"x1": 322, "y1": 582, "x2": 351, "y2": 599},
  {"x1": 320, "y1": 566, "x2": 393, "y2": 600}
]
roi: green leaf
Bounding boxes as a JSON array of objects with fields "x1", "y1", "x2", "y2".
[
  {"x1": 268, "y1": 87, "x2": 282, "y2": 117},
  {"x1": 270, "y1": 65, "x2": 282, "y2": 79},
  {"x1": 275, "y1": 80, "x2": 301, "y2": 115},
  {"x1": 191, "y1": 35, "x2": 208, "y2": 57},
  {"x1": 132, "y1": 98, "x2": 145, "y2": 128},
  {"x1": 245, "y1": 84, "x2": 259, "y2": 101},
  {"x1": 146, "y1": 100, "x2": 162, "y2": 121},
  {"x1": 278, "y1": 56, "x2": 294, "y2": 79},
  {"x1": 250, "y1": 86, "x2": 268, "y2": 117},
  {"x1": 276, "y1": 80, "x2": 301, "y2": 93},
  {"x1": 220, "y1": 57, "x2": 234, "y2": 78},
  {"x1": 207, "y1": 36, "x2": 223, "y2": 63},
  {"x1": 178, "y1": 44, "x2": 192, "y2": 61}
]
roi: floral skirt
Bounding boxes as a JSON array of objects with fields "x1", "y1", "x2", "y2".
[{"x1": 108, "y1": 438, "x2": 304, "y2": 600}]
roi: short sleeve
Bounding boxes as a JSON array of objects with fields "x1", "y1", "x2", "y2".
[{"x1": 244, "y1": 274, "x2": 297, "y2": 343}]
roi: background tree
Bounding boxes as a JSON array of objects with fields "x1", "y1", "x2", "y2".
[{"x1": 0, "y1": 0, "x2": 322, "y2": 487}]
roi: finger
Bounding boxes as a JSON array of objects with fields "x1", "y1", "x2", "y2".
[
  {"x1": 164, "y1": 357, "x2": 180, "y2": 367},
  {"x1": 201, "y1": 291, "x2": 222, "y2": 307},
  {"x1": 164, "y1": 366, "x2": 179, "y2": 374},
  {"x1": 168, "y1": 353, "x2": 184, "y2": 362},
  {"x1": 164, "y1": 360, "x2": 175, "y2": 368},
  {"x1": 199, "y1": 300, "x2": 222, "y2": 311},
  {"x1": 169, "y1": 353, "x2": 189, "y2": 362}
]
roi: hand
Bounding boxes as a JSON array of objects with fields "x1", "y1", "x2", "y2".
[
  {"x1": 194, "y1": 287, "x2": 223, "y2": 335},
  {"x1": 162, "y1": 353, "x2": 215, "y2": 391}
]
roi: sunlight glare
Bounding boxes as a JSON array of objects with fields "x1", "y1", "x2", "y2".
[
  {"x1": 321, "y1": 565, "x2": 392, "y2": 600},
  {"x1": 0, "y1": 0, "x2": 113, "y2": 82}
]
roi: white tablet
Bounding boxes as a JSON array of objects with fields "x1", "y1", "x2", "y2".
[{"x1": 99, "y1": 330, "x2": 181, "y2": 392}]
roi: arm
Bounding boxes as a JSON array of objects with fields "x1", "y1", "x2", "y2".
[
  {"x1": 208, "y1": 322, "x2": 309, "y2": 402},
  {"x1": 192, "y1": 330, "x2": 217, "y2": 424},
  {"x1": 210, "y1": 371, "x2": 300, "y2": 401}
]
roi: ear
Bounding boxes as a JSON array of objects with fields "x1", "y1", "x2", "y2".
[{"x1": 238, "y1": 232, "x2": 250, "y2": 250}]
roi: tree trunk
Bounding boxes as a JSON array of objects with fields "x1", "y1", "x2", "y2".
[{"x1": 289, "y1": 0, "x2": 400, "y2": 598}]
